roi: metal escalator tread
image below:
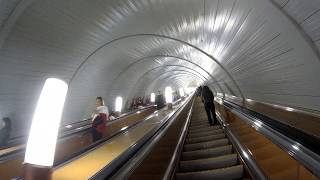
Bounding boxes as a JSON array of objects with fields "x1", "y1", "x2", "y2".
[
  {"x1": 188, "y1": 126, "x2": 221, "y2": 133},
  {"x1": 184, "y1": 138, "x2": 229, "y2": 152},
  {"x1": 182, "y1": 145, "x2": 233, "y2": 161},
  {"x1": 180, "y1": 154, "x2": 238, "y2": 172},
  {"x1": 187, "y1": 128, "x2": 224, "y2": 138},
  {"x1": 175, "y1": 99, "x2": 244, "y2": 180},
  {"x1": 176, "y1": 165, "x2": 243, "y2": 180},
  {"x1": 189, "y1": 123, "x2": 210, "y2": 128},
  {"x1": 186, "y1": 133, "x2": 226, "y2": 144}
]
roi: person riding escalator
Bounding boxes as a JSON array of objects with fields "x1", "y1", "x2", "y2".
[
  {"x1": 91, "y1": 97, "x2": 109, "y2": 142},
  {"x1": 201, "y1": 86, "x2": 217, "y2": 126}
]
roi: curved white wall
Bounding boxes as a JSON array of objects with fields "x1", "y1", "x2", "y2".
[{"x1": 0, "y1": 0, "x2": 320, "y2": 137}]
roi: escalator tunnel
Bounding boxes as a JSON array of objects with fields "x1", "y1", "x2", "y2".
[{"x1": 1, "y1": 0, "x2": 320, "y2": 179}]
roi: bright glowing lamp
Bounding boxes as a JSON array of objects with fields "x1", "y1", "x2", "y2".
[
  {"x1": 115, "y1": 96, "x2": 123, "y2": 112},
  {"x1": 150, "y1": 93, "x2": 155, "y2": 103},
  {"x1": 165, "y1": 86, "x2": 173, "y2": 103},
  {"x1": 25, "y1": 78, "x2": 68, "y2": 167},
  {"x1": 179, "y1": 88, "x2": 185, "y2": 97}
]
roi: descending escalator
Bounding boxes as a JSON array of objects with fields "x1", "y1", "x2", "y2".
[{"x1": 176, "y1": 99, "x2": 244, "y2": 180}]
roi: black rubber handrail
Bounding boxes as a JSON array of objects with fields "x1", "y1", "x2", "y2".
[
  {"x1": 224, "y1": 100, "x2": 320, "y2": 155},
  {"x1": 162, "y1": 97, "x2": 195, "y2": 180},
  {"x1": 0, "y1": 105, "x2": 155, "y2": 160},
  {"x1": 7, "y1": 105, "x2": 155, "y2": 142},
  {"x1": 92, "y1": 97, "x2": 192, "y2": 179},
  {"x1": 223, "y1": 100, "x2": 320, "y2": 177}
]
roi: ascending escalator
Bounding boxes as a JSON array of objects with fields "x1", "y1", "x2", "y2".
[{"x1": 176, "y1": 101, "x2": 244, "y2": 180}]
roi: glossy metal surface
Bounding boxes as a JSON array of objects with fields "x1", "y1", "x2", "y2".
[
  {"x1": 217, "y1": 113, "x2": 266, "y2": 180},
  {"x1": 52, "y1": 99, "x2": 188, "y2": 180},
  {"x1": 215, "y1": 101, "x2": 319, "y2": 179},
  {"x1": 230, "y1": 108, "x2": 320, "y2": 177},
  {"x1": 0, "y1": 107, "x2": 155, "y2": 180}
]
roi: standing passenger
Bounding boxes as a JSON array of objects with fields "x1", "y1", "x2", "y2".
[
  {"x1": 155, "y1": 91, "x2": 165, "y2": 110},
  {"x1": 0, "y1": 118, "x2": 11, "y2": 148},
  {"x1": 201, "y1": 86, "x2": 217, "y2": 126},
  {"x1": 91, "y1": 97, "x2": 109, "y2": 142}
]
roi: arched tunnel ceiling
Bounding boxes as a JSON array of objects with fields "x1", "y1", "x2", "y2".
[{"x1": 1, "y1": 0, "x2": 320, "y2": 137}]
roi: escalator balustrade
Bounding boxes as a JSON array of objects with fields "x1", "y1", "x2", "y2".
[{"x1": 176, "y1": 101, "x2": 244, "y2": 180}]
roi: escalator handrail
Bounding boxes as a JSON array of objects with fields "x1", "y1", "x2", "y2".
[
  {"x1": 7, "y1": 105, "x2": 155, "y2": 143},
  {"x1": 94, "y1": 96, "x2": 193, "y2": 179},
  {"x1": 222, "y1": 100, "x2": 320, "y2": 177},
  {"x1": 216, "y1": 112, "x2": 267, "y2": 180},
  {"x1": 53, "y1": 106, "x2": 159, "y2": 167},
  {"x1": 162, "y1": 97, "x2": 195, "y2": 180},
  {"x1": 0, "y1": 105, "x2": 155, "y2": 161},
  {"x1": 62, "y1": 104, "x2": 155, "y2": 127}
]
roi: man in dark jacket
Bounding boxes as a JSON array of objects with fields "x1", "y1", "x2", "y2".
[
  {"x1": 201, "y1": 86, "x2": 217, "y2": 125},
  {"x1": 155, "y1": 91, "x2": 165, "y2": 110}
]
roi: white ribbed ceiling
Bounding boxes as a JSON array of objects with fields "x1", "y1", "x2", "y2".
[{"x1": 0, "y1": 0, "x2": 320, "y2": 137}]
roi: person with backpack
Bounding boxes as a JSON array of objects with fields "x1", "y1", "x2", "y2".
[
  {"x1": 201, "y1": 86, "x2": 217, "y2": 126},
  {"x1": 91, "y1": 97, "x2": 109, "y2": 142}
]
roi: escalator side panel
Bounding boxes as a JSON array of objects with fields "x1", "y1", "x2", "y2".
[{"x1": 215, "y1": 102, "x2": 318, "y2": 180}]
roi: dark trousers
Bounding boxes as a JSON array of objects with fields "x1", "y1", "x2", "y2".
[
  {"x1": 204, "y1": 102, "x2": 217, "y2": 125},
  {"x1": 92, "y1": 128, "x2": 102, "y2": 142}
]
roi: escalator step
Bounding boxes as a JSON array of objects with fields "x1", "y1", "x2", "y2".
[
  {"x1": 187, "y1": 130, "x2": 224, "y2": 139},
  {"x1": 187, "y1": 129, "x2": 224, "y2": 139},
  {"x1": 190, "y1": 120, "x2": 208, "y2": 124},
  {"x1": 190, "y1": 121, "x2": 209, "y2": 125},
  {"x1": 189, "y1": 126, "x2": 210, "y2": 130},
  {"x1": 184, "y1": 138, "x2": 229, "y2": 152},
  {"x1": 186, "y1": 133, "x2": 225, "y2": 144},
  {"x1": 180, "y1": 154, "x2": 238, "y2": 172},
  {"x1": 176, "y1": 165, "x2": 243, "y2": 180},
  {"x1": 189, "y1": 124, "x2": 210, "y2": 129},
  {"x1": 189, "y1": 126, "x2": 221, "y2": 133},
  {"x1": 182, "y1": 145, "x2": 233, "y2": 160}
]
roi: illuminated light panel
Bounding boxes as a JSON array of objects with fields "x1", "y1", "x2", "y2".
[
  {"x1": 165, "y1": 86, "x2": 173, "y2": 103},
  {"x1": 179, "y1": 88, "x2": 185, "y2": 97},
  {"x1": 115, "y1": 96, "x2": 123, "y2": 112},
  {"x1": 150, "y1": 93, "x2": 155, "y2": 103},
  {"x1": 186, "y1": 87, "x2": 196, "y2": 94},
  {"x1": 25, "y1": 78, "x2": 68, "y2": 166}
]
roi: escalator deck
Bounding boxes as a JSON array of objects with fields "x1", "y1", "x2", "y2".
[{"x1": 176, "y1": 102, "x2": 244, "y2": 180}]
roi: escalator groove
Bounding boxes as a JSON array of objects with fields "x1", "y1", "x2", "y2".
[{"x1": 176, "y1": 99, "x2": 244, "y2": 180}]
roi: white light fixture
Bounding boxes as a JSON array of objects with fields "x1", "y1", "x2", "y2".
[
  {"x1": 25, "y1": 78, "x2": 68, "y2": 167},
  {"x1": 150, "y1": 93, "x2": 155, "y2": 103},
  {"x1": 115, "y1": 96, "x2": 123, "y2": 112},
  {"x1": 165, "y1": 86, "x2": 173, "y2": 103},
  {"x1": 179, "y1": 88, "x2": 185, "y2": 97}
]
